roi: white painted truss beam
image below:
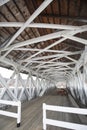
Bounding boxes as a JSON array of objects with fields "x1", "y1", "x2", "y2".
[
  {"x1": 30, "y1": 56, "x2": 76, "y2": 71},
  {"x1": 2, "y1": 25, "x2": 87, "y2": 53},
  {"x1": 0, "y1": 56, "x2": 71, "y2": 82},
  {"x1": 4, "y1": 0, "x2": 53, "y2": 48},
  {"x1": 31, "y1": 61, "x2": 75, "y2": 68},
  {"x1": 0, "y1": 0, "x2": 87, "y2": 83},
  {"x1": 45, "y1": 71, "x2": 66, "y2": 75},
  {"x1": 0, "y1": 71, "x2": 16, "y2": 99},
  {"x1": 27, "y1": 50, "x2": 81, "y2": 67},
  {"x1": 32, "y1": 63, "x2": 73, "y2": 71},
  {"x1": 13, "y1": 48, "x2": 82, "y2": 54},
  {"x1": 35, "y1": 54, "x2": 75, "y2": 70},
  {"x1": 0, "y1": 74, "x2": 17, "y2": 100},
  {"x1": 18, "y1": 74, "x2": 30, "y2": 100},
  {"x1": 0, "y1": 0, "x2": 10, "y2": 6},
  {"x1": 65, "y1": 56, "x2": 77, "y2": 63},
  {"x1": 14, "y1": 72, "x2": 19, "y2": 98},
  {"x1": 30, "y1": 60, "x2": 66, "y2": 64},
  {"x1": 49, "y1": 74, "x2": 66, "y2": 78},
  {"x1": 0, "y1": 22, "x2": 80, "y2": 30},
  {"x1": 41, "y1": 71, "x2": 66, "y2": 77},
  {"x1": 24, "y1": 53, "x2": 65, "y2": 63},
  {"x1": 23, "y1": 51, "x2": 79, "y2": 64},
  {"x1": 0, "y1": 57, "x2": 17, "y2": 68},
  {"x1": 24, "y1": 40, "x2": 81, "y2": 66},
  {"x1": 63, "y1": 35, "x2": 87, "y2": 45},
  {"x1": 2, "y1": 30, "x2": 67, "y2": 53},
  {"x1": 73, "y1": 48, "x2": 86, "y2": 74},
  {"x1": 2, "y1": 25, "x2": 87, "y2": 58},
  {"x1": 41, "y1": 67, "x2": 72, "y2": 74},
  {"x1": 40, "y1": 68, "x2": 71, "y2": 78},
  {"x1": 0, "y1": 57, "x2": 30, "y2": 75}
]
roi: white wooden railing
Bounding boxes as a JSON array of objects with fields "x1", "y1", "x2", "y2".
[
  {"x1": 43, "y1": 103, "x2": 87, "y2": 130},
  {"x1": 0, "y1": 100, "x2": 21, "y2": 127}
]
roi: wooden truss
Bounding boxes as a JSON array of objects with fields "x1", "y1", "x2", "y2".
[{"x1": 0, "y1": 0, "x2": 87, "y2": 104}]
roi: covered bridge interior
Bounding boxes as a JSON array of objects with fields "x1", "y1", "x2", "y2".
[{"x1": 0, "y1": 0, "x2": 87, "y2": 130}]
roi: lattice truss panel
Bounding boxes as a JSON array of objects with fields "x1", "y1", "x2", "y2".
[{"x1": 0, "y1": 0, "x2": 87, "y2": 103}]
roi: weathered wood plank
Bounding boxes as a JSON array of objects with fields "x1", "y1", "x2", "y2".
[{"x1": 0, "y1": 92, "x2": 85, "y2": 130}]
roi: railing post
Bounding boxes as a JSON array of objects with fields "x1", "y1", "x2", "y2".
[
  {"x1": 42, "y1": 104, "x2": 87, "y2": 130},
  {"x1": 43, "y1": 103, "x2": 46, "y2": 130},
  {"x1": 17, "y1": 101, "x2": 21, "y2": 127}
]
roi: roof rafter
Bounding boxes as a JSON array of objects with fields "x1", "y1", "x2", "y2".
[{"x1": 4, "y1": 0, "x2": 53, "y2": 49}]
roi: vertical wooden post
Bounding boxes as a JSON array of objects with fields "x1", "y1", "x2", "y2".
[
  {"x1": 43, "y1": 103, "x2": 46, "y2": 130},
  {"x1": 17, "y1": 101, "x2": 21, "y2": 127}
]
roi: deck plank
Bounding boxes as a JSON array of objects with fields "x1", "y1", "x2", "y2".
[{"x1": 0, "y1": 93, "x2": 84, "y2": 130}]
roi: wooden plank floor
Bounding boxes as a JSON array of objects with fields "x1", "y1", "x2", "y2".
[{"x1": 0, "y1": 91, "x2": 85, "y2": 130}]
